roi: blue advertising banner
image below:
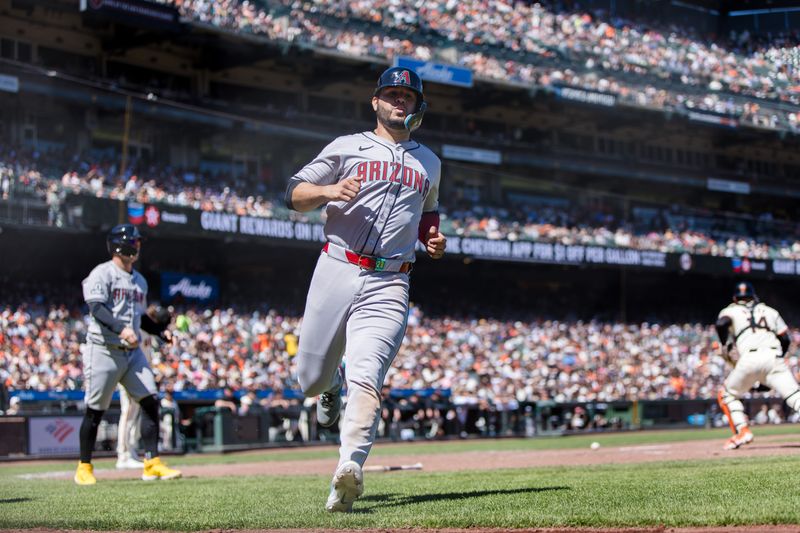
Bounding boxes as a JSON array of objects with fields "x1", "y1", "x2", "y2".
[
  {"x1": 10, "y1": 388, "x2": 445, "y2": 402},
  {"x1": 393, "y1": 56, "x2": 473, "y2": 88},
  {"x1": 160, "y1": 272, "x2": 219, "y2": 303}
]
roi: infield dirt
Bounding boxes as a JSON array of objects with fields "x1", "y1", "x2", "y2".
[{"x1": 15, "y1": 432, "x2": 800, "y2": 480}]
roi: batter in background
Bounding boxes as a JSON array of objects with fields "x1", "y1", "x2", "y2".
[
  {"x1": 116, "y1": 322, "x2": 168, "y2": 469},
  {"x1": 716, "y1": 282, "x2": 799, "y2": 450},
  {"x1": 74, "y1": 224, "x2": 181, "y2": 485},
  {"x1": 285, "y1": 66, "x2": 446, "y2": 512},
  {"x1": 115, "y1": 385, "x2": 143, "y2": 469}
]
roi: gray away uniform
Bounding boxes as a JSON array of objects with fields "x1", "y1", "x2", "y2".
[
  {"x1": 81, "y1": 260, "x2": 157, "y2": 410},
  {"x1": 290, "y1": 130, "x2": 441, "y2": 468}
]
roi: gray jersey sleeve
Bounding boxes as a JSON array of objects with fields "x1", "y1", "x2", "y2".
[
  {"x1": 138, "y1": 274, "x2": 149, "y2": 313},
  {"x1": 292, "y1": 137, "x2": 346, "y2": 186},
  {"x1": 422, "y1": 157, "x2": 441, "y2": 212},
  {"x1": 82, "y1": 264, "x2": 110, "y2": 303},
  {"x1": 291, "y1": 132, "x2": 441, "y2": 260}
]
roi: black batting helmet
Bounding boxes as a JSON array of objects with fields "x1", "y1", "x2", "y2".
[
  {"x1": 732, "y1": 281, "x2": 758, "y2": 303},
  {"x1": 374, "y1": 66, "x2": 427, "y2": 132},
  {"x1": 107, "y1": 224, "x2": 142, "y2": 257}
]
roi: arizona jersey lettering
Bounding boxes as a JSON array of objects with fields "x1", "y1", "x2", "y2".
[
  {"x1": 289, "y1": 131, "x2": 440, "y2": 261},
  {"x1": 82, "y1": 260, "x2": 148, "y2": 345}
]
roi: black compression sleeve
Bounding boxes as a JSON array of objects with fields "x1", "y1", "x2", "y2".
[
  {"x1": 88, "y1": 301, "x2": 126, "y2": 334},
  {"x1": 285, "y1": 178, "x2": 301, "y2": 211},
  {"x1": 715, "y1": 316, "x2": 732, "y2": 346},
  {"x1": 79, "y1": 408, "x2": 105, "y2": 463},
  {"x1": 139, "y1": 395, "x2": 160, "y2": 459}
]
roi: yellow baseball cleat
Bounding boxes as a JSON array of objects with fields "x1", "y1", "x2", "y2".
[
  {"x1": 74, "y1": 462, "x2": 97, "y2": 485},
  {"x1": 142, "y1": 457, "x2": 182, "y2": 481}
]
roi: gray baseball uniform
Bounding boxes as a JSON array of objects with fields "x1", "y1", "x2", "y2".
[
  {"x1": 81, "y1": 260, "x2": 156, "y2": 411},
  {"x1": 291, "y1": 130, "x2": 440, "y2": 468}
]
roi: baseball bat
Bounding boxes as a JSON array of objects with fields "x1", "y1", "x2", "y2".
[{"x1": 363, "y1": 462, "x2": 423, "y2": 473}]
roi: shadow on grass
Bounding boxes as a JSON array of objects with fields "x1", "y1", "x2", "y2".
[
  {"x1": 0, "y1": 498, "x2": 32, "y2": 504},
  {"x1": 355, "y1": 486, "x2": 569, "y2": 513}
]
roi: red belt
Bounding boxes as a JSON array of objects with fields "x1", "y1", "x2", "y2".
[{"x1": 323, "y1": 243, "x2": 412, "y2": 273}]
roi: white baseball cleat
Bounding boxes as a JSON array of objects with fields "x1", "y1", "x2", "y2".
[
  {"x1": 325, "y1": 461, "x2": 363, "y2": 513},
  {"x1": 723, "y1": 427, "x2": 754, "y2": 450},
  {"x1": 116, "y1": 453, "x2": 145, "y2": 470}
]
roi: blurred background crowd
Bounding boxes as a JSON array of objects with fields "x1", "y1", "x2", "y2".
[
  {"x1": 158, "y1": 0, "x2": 800, "y2": 131},
  {"x1": 3, "y1": 143, "x2": 800, "y2": 259},
  {"x1": 3, "y1": 286, "x2": 799, "y2": 405},
  {"x1": 1, "y1": 0, "x2": 799, "y2": 439}
]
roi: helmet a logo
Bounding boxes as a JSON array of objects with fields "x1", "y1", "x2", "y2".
[
  {"x1": 738, "y1": 283, "x2": 747, "y2": 295},
  {"x1": 392, "y1": 70, "x2": 411, "y2": 86}
]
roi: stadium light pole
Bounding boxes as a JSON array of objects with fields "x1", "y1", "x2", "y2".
[{"x1": 120, "y1": 95, "x2": 132, "y2": 180}]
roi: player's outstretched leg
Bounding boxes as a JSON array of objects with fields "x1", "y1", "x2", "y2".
[
  {"x1": 327, "y1": 274, "x2": 408, "y2": 511},
  {"x1": 326, "y1": 460, "x2": 364, "y2": 513},
  {"x1": 766, "y1": 362, "x2": 800, "y2": 420},
  {"x1": 138, "y1": 395, "x2": 181, "y2": 481},
  {"x1": 326, "y1": 381, "x2": 381, "y2": 513},
  {"x1": 717, "y1": 388, "x2": 753, "y2": 450},
  {"x1": 74, "y1": 408, "x2": 105, "y2": 485},
  {"x1": 317, "y1": 366, "x2": 344, "y2": 428},
  {"x1": 784, "y1": 389, "x2": 800, "y2": 414}
]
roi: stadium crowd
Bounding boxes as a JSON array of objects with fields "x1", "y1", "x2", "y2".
[
  {"x1": 444, "y1": 201, "x2": 800, "y2": 260},
  {"x1": 3, "y1": 296, "x2": 800, "y2": 406},
  {"x1": 158, "y1": 0, "x2": 800, "y2": 132},
  {"x1": 3, "y1": 144, "x2": 800, "y2": 260},
  {"x1": 0, "y1": 144, "x2": 287, "y2": 221}
]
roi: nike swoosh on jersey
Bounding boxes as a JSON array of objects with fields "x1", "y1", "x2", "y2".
[{"x1": 358, "y1": 145, "x2": 373, "y2": 151}]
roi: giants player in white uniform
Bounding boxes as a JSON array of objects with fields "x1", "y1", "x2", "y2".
[
  {"x1": 285, "y1": 66, "x2": 446, "y2": 512},
  {"x1": 716, "y1": 282, "x2": 798, "y2": 450}
]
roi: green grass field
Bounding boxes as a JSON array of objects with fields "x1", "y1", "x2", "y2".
[{"x1": 2, "y1": 426, "x2": 800, "y2": 530}]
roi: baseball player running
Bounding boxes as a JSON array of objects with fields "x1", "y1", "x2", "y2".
[
  {"x1": 715, "y1": 282, "x2": 798, "y2": 450},
  {"x1": 285, "y1": 66, "x2": 446, "y2": 512},
  {"x1": 74, "y1": 224, "x2": 181, "y2": 485}
]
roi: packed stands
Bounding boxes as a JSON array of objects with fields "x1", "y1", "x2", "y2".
[
  {"x1": 157, "y1": 0, "x2": 800, "y2": 132},
  {"x1": 3, "y1": 294, "x2": 799, "y2": 403},
  {"x1": 3, "y1": 145, "x2": 800, "y2": 259}
]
